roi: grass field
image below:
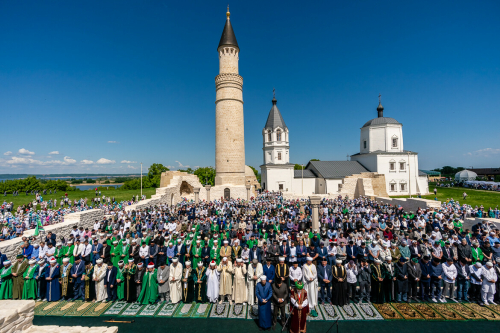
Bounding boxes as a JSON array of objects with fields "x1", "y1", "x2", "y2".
[
  {"x1": 2, "y1": 187, "x2": 157, "y2": 210},
  {"x1": 392, "y1": 184, "x2": 500, "y2": 209}
]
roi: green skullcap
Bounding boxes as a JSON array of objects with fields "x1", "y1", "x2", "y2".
[{"x1": 295, "y1": 281, "x2": 304, "y2": 290}]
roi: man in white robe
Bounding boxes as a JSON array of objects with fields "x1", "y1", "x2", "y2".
[
  {"x1": 481, "y1": 261, "x2": 498, "y2": 305},
  {"x1": 247, "y1": 259, "x2": 263, "y2": 305},
  {"x1": 93, "y1": 259, "x2": 107, "y2": 302},
  {"x1": 290, "y1": 261, "x2": 303, "y2": 285},
  {"x1": 169, "y1": 258, "x2": 183, "y2": 304},
  {"x1": 232, "y1": 258, "x2": 247, "y2": 304},
  {"x1": 206, "y1": 261, "x2": 220, "y2": 303},
  {"x1": 302, "y1": 256, "x2": 318, "y2": 309},
  {"x1": 217, "y1": 257, "x2": 233, "y2": 303}
]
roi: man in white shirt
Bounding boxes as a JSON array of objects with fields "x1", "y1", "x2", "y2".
[
  {"x1": 139, "y1": 242, "x2": 150, "y2": 266},
  {"x1": 442, "y1": 258, "x2": 457, "y2": 302},
  {"x1": 73, "y1": 239, "x2": 85, "y2": 258},
  {"x1": 481, "y1": 262, "x2": 498, "y2": 305}
]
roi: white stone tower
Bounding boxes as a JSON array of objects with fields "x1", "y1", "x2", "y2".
[
  {"x1": 214, "y1": 7, "x2": 246, "y2": 186},
  {"x1": 260, "y1": 92, "x2": 294, "y2": 192}
]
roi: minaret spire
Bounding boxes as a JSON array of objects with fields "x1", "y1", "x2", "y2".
[{"x1": 377, "y1": 94, "x2": 384, "y2": 118}]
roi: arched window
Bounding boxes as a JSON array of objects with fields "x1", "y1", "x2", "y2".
[
  {"x1": 267, "y1": 131, "x2": 272, "y2": 142},
  {"x1": 392, "y1": 136, "x2": 398, "y2": 148},
  {"x1": 389, "y1": 159, "x2": 396, "y2": 172},
  {"x1": 276, "y1": 129, "x2": 282, "y2": 141}
]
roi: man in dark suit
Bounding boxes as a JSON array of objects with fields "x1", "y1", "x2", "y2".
[
  {"x1": 296, "y1": 241, "x2": 308, "y2": 267},
  {"x1": 201, "y1": 243, "x2": 211, "y2": 267},
  {"x1": 271, "y1": 278, "x2": 289, "y2": 329},
  {"x1": 441, "y1": 241, "x2": 454, "y2": 263},
  {"x1": 104, "y1": 261, "x2": 118, "y2": 302},
  {"x1": 279, "y1": 242, "x2": 291, "y2": 263},
  {"x1": 249, "y1": 245, "x2": 262, "y2": 263},
  {"x1": 409, "y1": 240, "x2": 422, "y2": 259},
  {"x1": 317, "y1": 257, "x2": 333, "y2": 304},
  {"x1": 70, "y1": 256, "x2": 85, "y2": 301},
  {"x1": 267, "y1": 240, "x2": 280, "y2": 266},
  {"x1": 346, "y1": 241, "x2": 358, "y2": 263},
  {"x1": 455, "y1": 258, "x2": 471, "y2": 301},
  {"x1": 356, "y1": 242, "x2": 369, "y2": 261},
  {"x1": 44, "y1": 232, "x2": 57, "y2": 247},
  {"x1": 100, "y1": 242, "x2": 111, "y2": 264}
]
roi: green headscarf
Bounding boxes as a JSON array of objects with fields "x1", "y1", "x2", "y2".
[{"x1": 295, "y1": 281, "x2": 304, "y2": 290}]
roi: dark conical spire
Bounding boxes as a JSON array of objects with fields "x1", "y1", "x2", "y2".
[
  {"x1": 377, "y1": 94, "x2": 384, "y2": 118},
  {"x1": 265, "y1": 89, "x2": 287, "y2": 130},
  {"x1": 218, "y1": 7, "x2": 239, "y2": 50}
]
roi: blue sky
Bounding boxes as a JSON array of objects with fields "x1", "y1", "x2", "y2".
[{"x1": 1, "y1": 0, "x2": 499, "y2": 174}]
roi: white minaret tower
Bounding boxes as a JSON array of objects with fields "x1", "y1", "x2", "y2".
[
  {"x1": 260, "y1": 91, "x2": 294, "y2": 192},
  {"x1": 214, "y1": 7, "x2": 246, "y2": 186}
]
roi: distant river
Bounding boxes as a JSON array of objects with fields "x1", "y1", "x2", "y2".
[{"x1": 75, "y1": 184, "x2": 122, "y2": 190}]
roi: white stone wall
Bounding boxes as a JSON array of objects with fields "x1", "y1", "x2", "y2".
[
  {"x1": 291, "y1": 177, "x2": 316, "y2": 196},
  {"x1": 361, "y1": 124, "x2": 404, "y2": 153},
  {"x1": 325, "y1": 179, "x2": 343, "y2": 194},
  {"x1": 261, "y1": 165, "x2": 294, "y2": 192},
  {"x1": 0, "y1": 209, "x2": 103, "y2": 260},
  {"x1": 262, "y1": 127, "x2": 290, "y2": 164}
]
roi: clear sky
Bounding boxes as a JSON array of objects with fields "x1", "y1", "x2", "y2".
[{"x1": 1, "y1": 0, "x2": 499, "y2": 174}]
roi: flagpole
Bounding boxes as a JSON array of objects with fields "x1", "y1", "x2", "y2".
[{"x1": 141, "y1": 162, "x2": 143, "y2": 199}]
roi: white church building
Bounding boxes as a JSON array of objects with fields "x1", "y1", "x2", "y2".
[{"x1": 260, "y1": 96, "x2": 429, "y2": 197}]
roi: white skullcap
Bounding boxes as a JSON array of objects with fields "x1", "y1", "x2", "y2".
[
  {"x1": 260, "y1": 275, "x2": 268, "y2": 281},
  {"x1": 49, "y1": 258, "x2": 57, "y2": 263},
  {"x1": 385, "y1": 256, "x2": 392, "y2": 261},
  {"x1": 306, "y1": 257, "x2": 313, "y2": 261},
  {"x1": 210, "y1": 261, "x2": 216, "y2": 266},
  {"x1": 486, "y1": 262, "x2": 493, "y2": 267},
  {"x1": 374, "y1": 259, "x2": 382, "y2": 264},
  {"x1": 96, "y1": 259, "x2": 103, "y2": 264},
  {"x1": 198, "y1": 262, "x2": 203, "y2": 266},
  {"x1": 56, "y1": 242, "x2": 62, "y2": 246},
  {"x1": 38, "y1": 259, "x2": 45, "y2": 265},
  {"x1": 372, "y1": 241, "x2": 378, "y2": 245},
  {"x1": 224, "y1": 240, "x2": 229, "y2": 244},
  {"x1": 223, "y1": 257, "x2": 227, "y2": 262},
  {"x1": 279, "y1": 257, "x2": 285, "y2": 262},
  {"x1": 196, "y1": 240, "x2": 201, "y2": 243},
  {"x1": 63, "y1": 258, "x2": 70, "y2": 263},
  {"x1": 172, "y1": 258, "x2": 178, "y2": 262},
  {"x1": 29, "y1": 259, "x2": 37, "y2": 265},
  {"x1": 185, "y1": 261, "x2": 191, "y2": 265},
  {"x1": 128, "y1": 259, "x2": 134, "y2": 263},
  {"x1": 3, "y1": 260, "x2": 11, "y2": 265},
  {"x1": 113, "y1": 241, "x2": 118, "y2": 244},
  {"x1": 475, "y1": 262, "x2": 482, "y2": 268},
  {"x1": 335, "y1": 259, "x2": 342, "y2": 264},
  {"x1": 236, "y1": 258, "x2": 242, "y2": 263},
  {"x1": 147, "y1": 262, "x2": 155, "y2": 268}
]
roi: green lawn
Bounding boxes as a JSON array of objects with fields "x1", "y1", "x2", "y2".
[
  {"x1": 391, "y1": 184, "x2": 500, "y2": 209},
  {"x1": 2, "y1": 187, "x2": 157, "y2": 210}
]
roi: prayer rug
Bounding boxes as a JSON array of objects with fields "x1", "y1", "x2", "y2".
[
  {"x1": 65, "y1": 301, "x2": 95, "y2": 316},
  {"x1": 487, "y1": 304, "x2": 500, "y2": 316},
  {"x1": 319, "y1": 304, "x2": 342, "y2": 321},
  {"x1": 306, "y1": 306, "x2": 325, "y2": 321},
  {"x1": 445, "y1": 303, "x2": 485, "y2": 320},
  {"x1": 47, "y1": 301, "x2": 80, "y2": 316},
  {"x1": 104, "y1": 301, "x2": 129, "y2": 316},
  {"x1": 227, "y1": 304, "x2": 247, "y2": 319},
  {"x1": 355, "y1": 303, "x2": 384, "y2": 320},
  {"x1": 137, "y1": 303, "x2": 163, "y2": 317},
  {"x1": 34, "y1": 301, "x2": 46, "y2": 309},
  {"x1": 82, "y1": 301, "x2": 112, "y2": 316},
  {"x1": 462, "y1": 303, "x2": 500, "y2": 321},
  {"x1": 191, "y1": 303, "x2": 212, "y2": 318},
  {"x1": 390, "y1": 303, "x2": 425, "y2": 320},
  {"x1": 409, "y1": 303, "x2": 444, "y2": 320},
  {"x1": 37, "y1": 301, "x2": 65, "y2": 316},
  {"x1": 210, "y1": 302, "x2": 229, "y2": 318},
  {"x1": 120, "y1": 303, "x2": 145, "y2": 317},
  {"x1": 155, "y1": 302, "x2": 180, "y2": 317},
  {"x1": 372, "y1": 304, "x2": 404, "y2": 320},
  {"x1": 427, "y1": 303, "x2": 465, "y2": 320},
  {"x1": 173, "y1": 302, "x2": 196, "y2": 318},
  {"x1": 247, "y1": 304, "x2": 259, "y2": 320},
  {"x1": 337, "y1": 303, "x2": 362, "y2": 321}
]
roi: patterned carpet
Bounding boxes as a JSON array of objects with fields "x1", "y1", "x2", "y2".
[{"x1": 33, "y1": 299, "x2": 500, "y2": 321}]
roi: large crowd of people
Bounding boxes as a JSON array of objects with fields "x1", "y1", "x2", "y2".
[{"x1": 0, "y1": 193, "x2": 500, "y2": 331}]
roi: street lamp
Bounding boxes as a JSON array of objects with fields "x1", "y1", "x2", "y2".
[
  {"x1": 301, "y1": 164, "x2": 304, "y2": 195},
  {"x1": 140, "y1": 162, "x2": 143, "y2": 199}
]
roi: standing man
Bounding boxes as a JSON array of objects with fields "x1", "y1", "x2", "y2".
[
  {"x1": 193, "y1": 261, "x2": 207, "y2": 303},
  {"x1": 169, "y1": 258, "x2": 183, "y2": 304},
  {"x1": 275, "y1": 257, "x2": 290, "y2": 287},
  {"x1": 317, "y1": 257, "x2": 332, "y2": 305},
  {"x1": 407, "y1": 258, "x2": 422, "y2": 302},
  {"x1": 289, "y1": 282, "x2": 309, "y2": 333},
  {"x1": 272, "y1": 278, "x2": 289, "y2": 330},
  {"x1": 0, "y1": 261, "x2": 12, "y2": 299},
  {"x1": 395, "y1": 257, "x2": 409, "y2": 303},
  {"x1": 93, "y1": 259, "x2": 107, "y2": 302},
  {"x1": 35, "y1": 259, "x2": 47, "y2": 301},
  {"x1": 70, "y1": 255, "x2": 85, "y2": 301},
  {"x1": 182, "y1": 261, "x2": 194, "y2": 303},
  {"x1": 481, "y1": 262, "x2": 497, "y2": 305},
  {"x1": 137, "y1": 262, "x2": 158, "y2": 304},
  {"x1": 217, "y1": 257, "x2": 233, "y2": 304},
  {"x1": 206, "y1": 261, "x2": 220, "y2": 303},
  {"x1": 302, "y1": 257, "x2": 318, "y2": 312},
  {"x1": 60, "y1": 258, "x2": 73, "y2": 300},
  {"x1": 46, "y1": 258, "x2": 61, "y2": 302},
  {"x1": 332, "y1": 259, "x2": 349, "y2": 306},
  {"x1": 157, "y1": 261, "x2": 170, "y2": 302},
  {"x1": 247, "y1": 259, "x2": 263, "y2": 306},
  {"x1": 104, "y1": 261, "x2": 118, "y2": 302},
  {"x1": 134, "y1": 262, "x2": 146, "y2": 301},
  {"x1": 370, "y1": 259, "x2": 384, "y2": 304},
  {"x1": 256, "y1": 275, "x2": 273, "y2": 331},
  {"x1": 358, "y1": 259, "x2": 371, "y2": 304},
  {"x1": 11, "y1": 255, "x2": 29, "y2": 299},
  {"x1": 22, "y1": 259, "x2": 38, "y2": 300},
  {"x1": 232, "y1": 258, "x2": 247, "y2": 304}
]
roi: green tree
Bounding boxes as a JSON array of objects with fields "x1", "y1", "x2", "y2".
[
  {"x1": 294, "y1": 164, "x2": 304, "y2": 170},
  {"x1": 194, "y1": 167, "x2": 216, "y2": 186},
  {"x1": 247, "y1": 166, "x2": 261, "y2": 183},
  {"x1": 147, "y1": 163, "x2": 170, "y2": 187}
]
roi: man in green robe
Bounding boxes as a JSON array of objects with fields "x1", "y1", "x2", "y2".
[
  {"x1": 65, "y1": 240, "x2": 75, "y2": 264},
  {"x1": 111, "y1": 241, "x2": 120, "y2": 267},
  {"x1": 54, "y1": 243, "x2": 64, "y2": 265},
  {"x1": 11, "y1": 255, "x2": 29, "y2": 299},
  {"x1": 137, "y1": 262, "x2": 158, "y2": 304},
  {"x1": 193, "y1": 261, "x2": 207, "y2": 303},
  {"x1": 0, "y1": 261, "x2": 13, "y2": 299},
  {"x1": 191, "y1": 240, "x2": 203, "y2": 267},
  {"x1": 22, "y1": 259, "x2": 38, "y2": 299},
  {"x1": 116, "y1": 260, "x2": 126, "y2": 301},
  {"x1": 119, "y1": 242, "x2": 130, "y2": 264}
]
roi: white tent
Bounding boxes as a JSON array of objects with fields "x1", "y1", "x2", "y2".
[{"x1": 455, "y1": 169, "x2": 477, "y2": 182}]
